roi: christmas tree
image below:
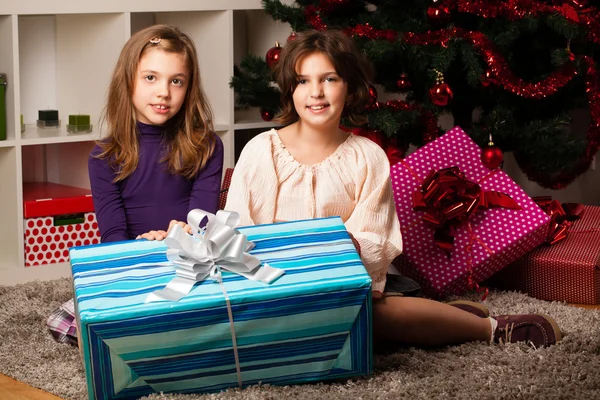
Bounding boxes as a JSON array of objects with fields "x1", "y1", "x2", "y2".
[{"x1": 230, "y1": 0, "x2": 600, "y2": 189}]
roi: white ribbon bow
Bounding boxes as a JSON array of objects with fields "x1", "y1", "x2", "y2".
[{"x1": 146, "y1": 209, "x2": 284, "y2": 303}]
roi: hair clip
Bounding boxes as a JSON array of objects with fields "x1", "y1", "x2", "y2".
[{"x1": 149, "y1": 37, "x2": 161, "y2": 44}]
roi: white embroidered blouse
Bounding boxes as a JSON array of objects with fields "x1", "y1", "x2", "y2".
[{"x1": 225, "y1": 128, "x2": 403, "y2": 293}]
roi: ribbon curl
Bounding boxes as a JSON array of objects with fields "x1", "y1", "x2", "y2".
[
  {"x1": 533, "y1": 196, "x2": 585, "y2": 245},
  {"x1": 146, "y1": 209, "x2": 284, "y2": 303},
  {"x1": 413, "y1": 167, "x2": 521, "y2": 257}
]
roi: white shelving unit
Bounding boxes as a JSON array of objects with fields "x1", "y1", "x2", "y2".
[{"x1": 0, "y1": 0, "x2": 291, "y2": 285}]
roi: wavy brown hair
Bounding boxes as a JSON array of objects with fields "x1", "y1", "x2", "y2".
[
  {"x1": 97, "y1": 24, "x2": 215, "y2": 181},
  {"x1": 275, "y1": 29, "x2": 374, "y2": 126}
]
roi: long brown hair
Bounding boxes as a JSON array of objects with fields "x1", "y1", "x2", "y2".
[
  {"x1": 275, "y1": 29, "x2": 374, "y2": 126},
  {"x1": 98, "y1": 24, "x2": 215, "y2": 181}
]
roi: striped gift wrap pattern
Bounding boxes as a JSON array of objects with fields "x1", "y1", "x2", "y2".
[{"x1": 71, "y1": 217, "x2": 373, "y2": 400}]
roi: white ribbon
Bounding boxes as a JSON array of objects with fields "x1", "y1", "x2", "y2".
[
  {"x1": 145, "y1": 209, "x2": 285, "y2": 388},
  {"x1": 146, "y1": 209, "x2": 284, "y2": 303}
]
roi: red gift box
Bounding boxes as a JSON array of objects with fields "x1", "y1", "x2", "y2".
[
  {"x1": 488, "y1": 205, "x2": 600, "y2": 305},
  {"x1": 23, "y1": 182, "x2": 100, "y2": 267},
  {"x1": 390, "y1": 127, "x2": 550, "y2": 299}
]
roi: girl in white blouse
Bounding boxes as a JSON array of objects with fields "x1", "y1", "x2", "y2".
[{"x1": 225, "y1": 29, "x2": 561, "y2": 349}]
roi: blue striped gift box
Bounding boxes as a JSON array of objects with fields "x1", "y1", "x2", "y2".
[{"x1": 71, "y1": 217, "x2": 373, "y2": 400}]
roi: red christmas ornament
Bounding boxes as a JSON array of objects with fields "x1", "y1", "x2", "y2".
[
  {"x1": 260, "y1": 109, "x2": 274, "y2": 121},
  {"x1": 427, "y1": 6, "x2": 451, "y2": 24},
  {"x1": 429, "y1": 82, "x2": 453, "y2": 106},
  {"x1": 397, "y1": 73, "x2": 411, "y2": 90},
  {"x1": 287, "y1": 32, "x2": 297, "y2": 42},
  {"x1": 265, "y1": 41, "x2": 282, "y2": 69},
  {"x1": 481, "y1": 134, "x2": 504, "y2": 169},
  {"x1": 367, "y1": 85, "x2": 378, "y2": 109},
  {"x1": 569, "y1": 52, "x2": 576, "y2": 61}
]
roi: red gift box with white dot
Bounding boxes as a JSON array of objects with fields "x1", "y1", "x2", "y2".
[
  {"x1": 390, "y1": 126, "x2": 551, "y2": 299},
  {"x1": 488, "y1": 205, "x2": 600, "y2": 305},
  {"x1": 23, "y1": 183, "x2": 100, "y2": 267}
]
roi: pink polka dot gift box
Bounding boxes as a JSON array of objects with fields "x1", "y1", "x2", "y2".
[
  {"x1": 390, "y1": 126, "x2": 550, "y2": 299},
  {"x1": 23, "y1": 182, "x2": 100, "y2": 267}
]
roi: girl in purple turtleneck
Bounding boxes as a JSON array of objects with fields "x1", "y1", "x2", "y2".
[
  {"x1": 90, "y1": 24, "x2": 223, "y2": 243},
  {"x1": 47, "y1": 25, "x2": 223, "y2": 345}
]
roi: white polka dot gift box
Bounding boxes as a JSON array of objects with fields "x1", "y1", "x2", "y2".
[
  {"x1": 23, "y1": 182, "x2": 100, "y2": 266},
  {"x1": 489, "y1": 205, "x2": 600, "y2": 305},
  {"x1": 390, "y1": 126, "x2": 550, "y2": 299}
]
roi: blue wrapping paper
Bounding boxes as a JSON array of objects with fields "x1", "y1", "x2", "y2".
[{"x1": 71, "y1": 217, "x2": 373, "y2": 400}]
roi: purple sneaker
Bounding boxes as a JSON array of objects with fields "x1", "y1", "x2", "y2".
[{"x1": 493, "y1": 314, "x2": 562, "y2": 348}]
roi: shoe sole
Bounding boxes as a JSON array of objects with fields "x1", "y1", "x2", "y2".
[
  {"x1": 447, "y1": 300, "x2": 490, "y2": 318},
  {"x1": 539, "y1": 313, "x2": 563, "y2": 343}
]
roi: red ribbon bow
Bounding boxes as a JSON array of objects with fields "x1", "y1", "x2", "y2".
[
  {"x1": 413, "y1": 167, "x2": 521, "y2": 256},
  {"x1": 533, "y1": 196, "x2": 585, "y2": 245}
]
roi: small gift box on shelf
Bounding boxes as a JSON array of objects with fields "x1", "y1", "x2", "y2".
[
  {"x1": 37, "y1": 109, "x2": 60, "y2": 128},
  {"x1": 488, "y1": 203, "x2": 600, "y2": 305},
  {"x1": 67, "y1": 114, "x2": 92, "y2": 133},
  {"x1": 23, "y1": 182, "x2": 100, "y2": 266},
  {"x1": 71, "y1": 214, "x2": 372, "y2": 400},
  {"x1": 390, "y1": 126, "x2": 550, "y2": 299}
]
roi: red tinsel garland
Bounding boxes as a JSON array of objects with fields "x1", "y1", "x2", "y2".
[
  {"x1": 449, "y1": 0, "x2": 600, "y2": 44},
  {"x1": 404, "y1": 27, "x2": 578, "y2": 99}
]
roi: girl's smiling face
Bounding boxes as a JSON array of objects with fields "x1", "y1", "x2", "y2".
[
  {"x1": 292, "y1": 51, "x2": 348, "y2": 130},
  {"x1": 132, "y1": 48, "x2": 189, "y2": 126}
]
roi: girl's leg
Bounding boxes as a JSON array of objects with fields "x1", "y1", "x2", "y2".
[{"x1": 372, "y1": 296, "x2": 491, "y2": 347}]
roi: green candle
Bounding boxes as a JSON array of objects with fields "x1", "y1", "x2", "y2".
[
  {"x1": 66, "y1": 114, "x2": 92, "y2": 133},
  {"x1": 69, "y1": 114, "x2": 90, "y2": 126}
]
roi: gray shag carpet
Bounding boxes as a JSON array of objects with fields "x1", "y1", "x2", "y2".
[{"x1": 1, "y1": 278, "x2": 600, "y2": 400}]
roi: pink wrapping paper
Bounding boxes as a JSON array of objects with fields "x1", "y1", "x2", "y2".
[{"x1": 390, "y1": 127, "x2": 550, "y2": 298}]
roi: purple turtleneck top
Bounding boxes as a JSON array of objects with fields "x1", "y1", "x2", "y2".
[{"x1": 88, "y1": 122, "x2": 224, "y2": 243}]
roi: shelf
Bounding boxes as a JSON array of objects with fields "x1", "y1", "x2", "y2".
[
  {"x1": 22, "y1": 142, "x2": 96, "y2": 189},
  {"x1": 1, "y1": 2, "x2": 291, "y2": 283},
  {"x1": 0, "y1": 140, "x2": 17, "y2": 148},
  {"x1": 234, "y1": 107, "x2": 281, "y2": 130},
  {"x1": 214, "y1": 124, "x2": 230, "y2": 132},
  {"x1": 20, "y1": 125, "x2": 100, "y2": 145},
  {"x1": 0, "y1": 147, "x2": 21, "y2": 271},
  {"x1": 18, "y1": 14, "x2": 126, "y2": 135}
]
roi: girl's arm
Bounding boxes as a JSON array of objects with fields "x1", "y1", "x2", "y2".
[
  {"x1": 88, "y1": 148, "x2": 129, "y2": 242},
  {"x1": 344, "y1": 145, "x2": 403, "y2": 292},
  {"x1": 224, "y1": 132, "x2": 277, "y2": 226},
  {"x1": 189, "y1": 134, "x2": 224, "y2": 214}
]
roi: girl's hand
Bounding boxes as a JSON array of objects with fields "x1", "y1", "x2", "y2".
[
  {"x1": 168, "y1": 219, "x2": 194, "y2": 235},
  {"x1": 135, "y1": 220, "x2": 193, "y2": 241},
  {"x1": 136, "y1": 230, "x2": 168, "y2": 241}
]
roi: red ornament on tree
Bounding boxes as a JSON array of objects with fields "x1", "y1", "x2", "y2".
[
  {"x1": 481, "y1": 134, "x2": 504, "y2": 169},
  {"x1": 367, "y1": 85, "x2": 378, "y2": 109},
  {"x1": 429, "y1": 82, "x2": 453, "y2": 106},
  {"x1": 265, "y1": 41, "x2": 282, "y2": 68},
  {"x1": 287, "y1": 32, "x2": 298, "y2": 42},
  {"x1": 397, "y1": 73, "x2": 411, "y2": 91},
  {"x1": 260, "y1": 109, "x2": 274, "y2": 121},
  {"x1": 429, "y1": 69, "x2": 453, "y2": 106},
  {"x1": 427, "y1": 6, "x2": 450, "y2": 24}
]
